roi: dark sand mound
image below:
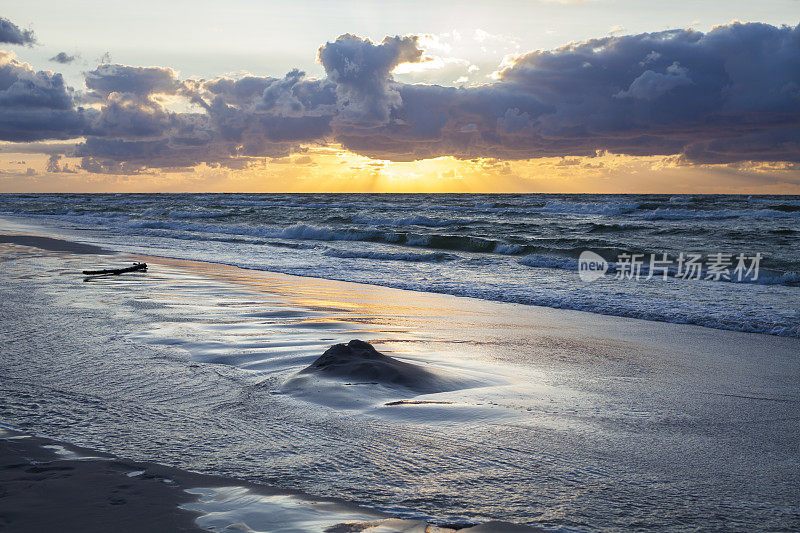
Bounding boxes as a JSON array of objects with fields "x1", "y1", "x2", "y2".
[{"x1": 299, "y1": 340, "x2": 468, "y2": 394}]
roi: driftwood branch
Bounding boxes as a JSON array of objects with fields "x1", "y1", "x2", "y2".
[{"x1": 82, "y1": 263, "x2": 147, "y2": 276}]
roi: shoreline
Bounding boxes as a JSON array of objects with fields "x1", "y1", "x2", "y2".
[
  {"x1": 2, "y1": 226, "x2": 787, "y2": 347},
  {"x1": 1, "y1": 212, "x2": 797, "y2": 339},
  {"x1": 0, "y1": 426, "x2": 542, "y2": 532}
]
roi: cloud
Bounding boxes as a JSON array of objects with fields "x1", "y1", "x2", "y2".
[
  {"x1": 318, "y1": 34, "x2": 422, "y2": 124},
  {"x1": 46, "y1": 154, "x2": 76, "y2": 173},
  {"x1": 1, "y1": 22, "x2": 800, "y2": 174},
  {"x1": 87, "y1": 92, "x2": 173, "y2": 138},
  {"x1": 85, "y1": 64, "x2": 182, "y2": 97},
  {"x1": 0, "y1": 17, "x2": 36, "y2": 46},
  {"x1": 73, "y1": 66, "x2": 335, "y2": 172},
  {"x1": 348, "y1": 22, "x2": 798, "y2": 162},
  {"x1": 487, "y1": 22, "x2": 800, "y2": 161},
  {"x1": 615, "y1": 62, "x2": 693, "y2": 100},
  {"x1": 0, "y1": 51, "x2": 89, "y2": 142},
  {"x1": 50, "y1": 52, "x2": 77, "y2": 64},
  {"x1": 293, "y1": 155, "x2": 316, "y2": 165}
]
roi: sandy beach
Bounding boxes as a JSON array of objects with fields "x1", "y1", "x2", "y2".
[
  {"x1": 1, "y1": 427, "x2": 542, "y2": 532},
  {"x1": 0, "y1": 427, "x2": 204, "y2": 532},
  {"x1": 1, "y1": 222, "x2": 799, "y2": 531}
]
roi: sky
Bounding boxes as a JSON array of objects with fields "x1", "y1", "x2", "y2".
[{"x1": 0, "y1": 0, "x2": 799, "y2": 193}]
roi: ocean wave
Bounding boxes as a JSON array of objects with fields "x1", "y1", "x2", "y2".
[
  {"x1": 168, "y1": 210, "x2": 236, "y2": 219},
  {"x1": 273, "y1": 223, "x2": 375, "y2": 241},
  {"x1": 538, "y1": 200, "x2": 640, "y2": 216},
  {"x1": 474, "y1": 200, "x2": 524, "y2": 210},
  {"x1": 638, "y1": 207, "x2": 800, "y2": 221},
  {"x1": 349, "y1": 215, "x2": 466, "y2": 227},
  {"x1": 586, "y1": 222, "x2": 645, "y2": 233},
  {"x1": 124, "y1": 219, "x2": 537, "y2": 256},
  {"x1": 403, "y1": 233, "x2": 524, "y2": 254},
  {"x1": 766, "y1": 203, "x2": 800, "y2": 213},
  {"x1": 518, "y1": 255, "x2": 578, "y2": 269},
  {"x1": 515, "y1": 252, "x2": 799, "y2": 287},
  {"x1": 493, "y1": 243, "x2": 526, "y2": 254},
  {"x1": 751, "y1": 270, "x2": 800, "y2": 286},
  {"x1": 127, "y1": 220, "x2": 379, "y2": 242},
  {"x1": 323, "y1": 248, "x2": 457, "y2": 262}
]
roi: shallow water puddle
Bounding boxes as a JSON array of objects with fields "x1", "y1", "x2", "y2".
[
  {"x1": 182, "y1": 486, "x2": 384, "y2": 532},
  {"x1": 181, "y1": 486, "x2": 527, "y2": 532},
  {"x1": 40, "y1": 444, "x2": 113, "y2": 461}
]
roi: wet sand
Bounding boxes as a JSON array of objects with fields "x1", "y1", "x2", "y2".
[
  {"x1": 0, "y1": 427, "x2": 205, "y2": 532},
  {"x1": 0, "y1": 234, "x2": 109, "y2": 254},
  {"x1": 0, "y1": 427, "x2": 543, "y2": 532}
]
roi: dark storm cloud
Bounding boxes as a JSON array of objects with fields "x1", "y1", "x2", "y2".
[
  {"x1": 0, "y1": 51, "x2": 89, "y2": 141},
  {"x1": 74, "y1": 64, "x2": 343, "y2": 172},
  {"x1": 87, "y1": 92, "x2": 173, "y2": 138},
  {"x1": 49, "y1": 52, "x2": 76, "y2": 64},
  {"x1": 340, "y1": 22, "x2": 800, "y2": 162},
  {"x1": 85, "y1": 64, "x2": 182, "y2": 98},
  {"x1": 3, "y1": 23, "x2": 800, "y2": 173},
  {"x1": 0, "y1": 17, "x2": 36, "y2": 46},
  {"x1": 484, "y1": 22, "x2": 800, "y2": 161}
]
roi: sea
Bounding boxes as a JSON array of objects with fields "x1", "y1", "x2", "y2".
[{"x1": 1, "y1": 193, "x2": 798, "y2": 336}]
